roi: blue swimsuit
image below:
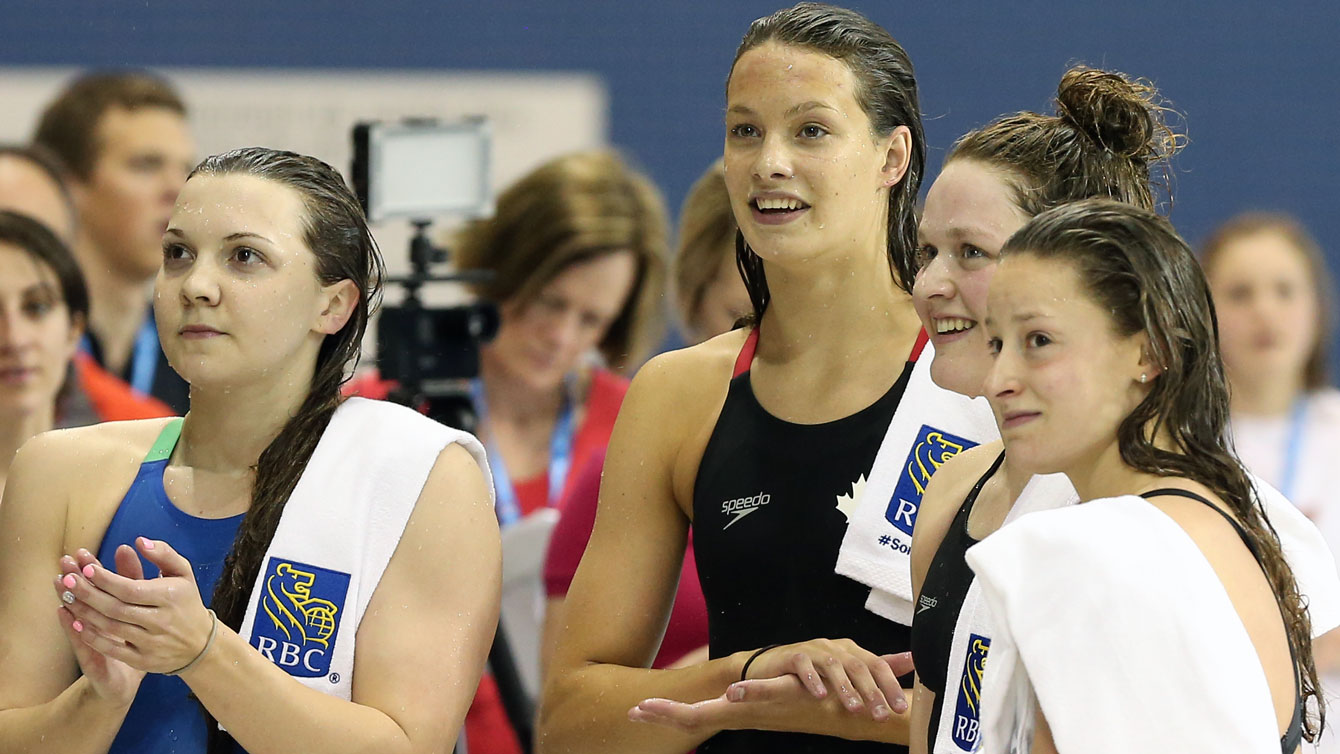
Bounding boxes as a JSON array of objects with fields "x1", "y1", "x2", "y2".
[{"x1": 96, "y1": 418, "x2": 245, "y2": 753}]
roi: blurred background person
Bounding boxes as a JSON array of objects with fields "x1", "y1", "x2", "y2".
[
  {"x1": 0, "y1": 210, "x2": 87, "y2": 493},
  {"x1": 1203, "y1": 213, "x2": 1340, "y2": 549},
  {"x1": 0, "y1": 144, "x2": 77, "y2": 244},
  {"x1": 33, "y1": 71, "x2": 196, "y2": 415},
  {"x1": 1203, "y1": 211, "x2": 1340, "y2": 754},
  {"x1": 0, "y1": 143, "x2": 173, "y2": 424},
  {"x1": 447, "y1": 148, "x2": 669, "y2": 754},
  {"x1": 540, "y1": 158, "x2": 746, "y2": 696},
  {"x1": 667, "y1": 159, "x2": 752, "y2": 344}
]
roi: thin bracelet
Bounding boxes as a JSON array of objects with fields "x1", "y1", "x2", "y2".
[
  {"x1": 165, "y1": 609, "x2": 218, "y2": 676},
  {"x1": 740, "y1": 643, "x2": 782, "y2": 682}
]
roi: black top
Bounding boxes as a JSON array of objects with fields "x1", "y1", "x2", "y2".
[
  {"x1": 909, "y1": 450, "x2": 1004, "y2": 753},
  {"x1": 693, "y1": 357, "x2": 915, "y2": 753},
  {"x1": 85, "y1": 307, "x2": 190, "y2": 414},
  {"x1": 1139, "y1": 488, "x2": 1304, "y2": 754}
]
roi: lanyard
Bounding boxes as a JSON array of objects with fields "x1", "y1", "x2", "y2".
[
  {"x1": 1280, "y1": 398, "x2": 1309, "y2": 502},
  {"x1": 471, "y1": 376, "x2": 577, "y2": 526},
  {"x1": 78, "y1": 317, "x2": 160, "y2": 396}
]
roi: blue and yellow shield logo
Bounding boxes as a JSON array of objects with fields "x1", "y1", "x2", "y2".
[
  {"x1": 952, "y1": 633, "x2": 991, "y2": 750},
  {"x1": 886, "y1": 425, "x2": 977, "y2": 535},
  {"x1": 250, "y1": 558, "x2": 350, "y2": 678}
]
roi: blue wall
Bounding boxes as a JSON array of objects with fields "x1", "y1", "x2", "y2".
[{"x1": 5, "y1": 0, "x2": 1339, "y2": 371}]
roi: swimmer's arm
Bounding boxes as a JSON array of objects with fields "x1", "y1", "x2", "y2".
[
  {"x1": 909, "y1": 679, "x2": 935, "y2": 754},
  {"x1": 180, "y1": 443, "x2": 499, "y2": 754},
  {"x1": 0, "y1": 434, "x2": 132, "y2": 752},
  {"x1": 538, "y1": 352, "x2": 745, "y2": 754}
]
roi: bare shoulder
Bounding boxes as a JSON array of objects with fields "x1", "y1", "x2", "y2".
[
  {"x1": 8, "y1": 419, "x2": 176, "y2": 552},
  {"x1": 921, "y1": 441, "x2": 1004, "y2": 517},
  {"x1": 629, "y1": 328, "x2": 748, "y2": 403}
]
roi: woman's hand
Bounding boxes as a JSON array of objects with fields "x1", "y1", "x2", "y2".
[
  {"x1": 51, "y1": 547, "x2": 148, "y2": 705},
  {"x1": 629, "y1": 652, "x2": 914, "y2": 733},
  {"x1": 742, "y1": 640, "x2": 911, "y2": 719},
  {"x1": 56, "y1": 537, "x2": 216, "y2": 676}
]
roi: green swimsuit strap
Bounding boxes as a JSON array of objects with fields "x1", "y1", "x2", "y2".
[{"x1": 144, "y1": 417, "x2": 184, "y2": 463}]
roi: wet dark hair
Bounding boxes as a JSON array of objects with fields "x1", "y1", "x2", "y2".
[
  {"x1": 729, "y1": 2, "x2": 926, "y2": 320},
  {"x1": 186, "y1": 148, "x2": 383, "y2": 754},
  {"x1": 33, "y1": 70, "x2": 186, "y2": 180},
  {"x1": 1201, "y1": 212, "x2": 1335, "y2": 390},
  {"x1": 0, "y1": 209, "x2": 88, "y2": 324},
  {"x1": 948, "y1": 66, "x2": 1183, "y2": 220},
  {"x1": 1003, "y1": 199, "x2": 1322, "y2": 740}
]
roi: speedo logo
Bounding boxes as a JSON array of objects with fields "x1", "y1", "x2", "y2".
[{"x1": 721, "y1": 492, "x2": 771, "y2": 530}]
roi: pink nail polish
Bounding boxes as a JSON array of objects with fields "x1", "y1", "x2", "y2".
[
  {"x1": 82, "y1": 564, "x2": 95, "y2": 579},
  {"x1": 72, "y1": 620, "x2": 84, "y2": 632},
  {"x1": 142, "y1": 538, "x2": 156, "y2": 550},
  {"x1": 63, "y1": 574, "x2": 77, "y2": 589}
]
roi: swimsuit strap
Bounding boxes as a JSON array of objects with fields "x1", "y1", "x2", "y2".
[{"x1": 144, "y1": 418, "x2": 185, "y2": 463}]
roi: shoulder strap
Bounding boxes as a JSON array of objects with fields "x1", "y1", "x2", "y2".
[
  {"x1": 732, "y1": 328, "x2": 759, "y2": 378},
  {"x1": 144, "y1": 418, "x2": 184, "y2": 463},
  {"x1": 908, "y1": 328, "x2": 930, "y2": 363}
]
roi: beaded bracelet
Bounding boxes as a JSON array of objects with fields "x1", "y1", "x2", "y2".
[
  {"x1": 165, "y1": 609, "x2": 218, "y2": 676},
  {"x1": 739, "y1": 643, "x2": 782, "y2": 682}
]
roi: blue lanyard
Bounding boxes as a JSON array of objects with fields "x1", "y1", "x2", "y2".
[
  {"x1": 1280, "y1": 398, "x2": 1309, "y2": 501},
  {"x1": 78, "y1": 316, "x2": 160, "y2": 396},
  {"x1": 471, "y1": 376, "x2": 577, "y2": 526}
]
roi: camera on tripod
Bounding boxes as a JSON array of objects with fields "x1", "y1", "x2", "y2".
[{"x1": 351, "y1": 117, "x2": 498, "y2": 431}]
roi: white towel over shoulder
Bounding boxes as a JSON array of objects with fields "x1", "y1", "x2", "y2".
[
  {"x1": 237, "y1": 397, "x2": 492, "y2": 700},
  {"x1": 835, "y1": 342, "x2": 998, "y2": 626},
  {"x1": 966, "y1": 496, "x2": 1283, "y2": 753}
]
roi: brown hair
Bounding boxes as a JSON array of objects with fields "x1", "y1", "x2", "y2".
[
  {"x1": 671, "y1": 160, "x2": 737, "y2": 334},
  {"x1": 1201, "y1": 212, "x2": 1334, "y2": 390},
  {"x1": 187, "y1": 148, "x2": 383, "y2": 754},
  {"x1": 32, "y1": 70, "x2": 186, "y2": 180},
  {"x1": 453, "y1": 150, "x2": 668, "y2": 370},
  {"x1": 0, "y1": 209, "x2": 88, "y2": 324},
  {"x1": 1004, "y1": 199, "x2": 1322, "y2": 740},
  {"x1": 948, "y1": 66, "x2": 1184, "y2": 218},
  {"x1": 730, "y1": 2, "x2": 925, "y2": 320}
]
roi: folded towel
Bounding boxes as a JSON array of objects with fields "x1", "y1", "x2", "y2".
[
  {"x1": 835, "y1": 342, "x2": 998, "y2": 626},
  {"x1": 237, "y1": 397, "x2": 491, "y2": 700}
]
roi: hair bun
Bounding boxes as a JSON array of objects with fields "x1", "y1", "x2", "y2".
[{"x1": 1055, "y1": 66, "x2": 1179, "y2": 162}]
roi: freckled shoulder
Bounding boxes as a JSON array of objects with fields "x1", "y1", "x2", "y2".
[{"x1": 15, "y1": 419, "x2": 179, "y2": 554}]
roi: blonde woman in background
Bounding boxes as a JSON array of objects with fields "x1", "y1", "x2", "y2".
[{"x1": 1204, "y1": 212, "x2": 1340, "y2": 752}]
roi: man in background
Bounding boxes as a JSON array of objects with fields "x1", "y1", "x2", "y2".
[{"x1": 34, "y1": 71, "x2": 195, "y2": 414}]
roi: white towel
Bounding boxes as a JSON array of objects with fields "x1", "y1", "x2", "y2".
[
  {"x1": 966, "y1": 496, "x2": 1282, "y2": 753},
  {"x1": 236, "y1": 397, "x2": 491, "y2": 700},
  {"x1": 879, "y1": 469, "x2": 1338, "y2": 753},
  {"x1": 835, "y1": 342, "x2": 998, "y2": 625}
]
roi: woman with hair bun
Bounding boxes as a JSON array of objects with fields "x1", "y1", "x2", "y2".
[
  {"x1": 0, "y1": 147, "x2": 500, "y2": 753},
  {"x1": 899, "y1": 66, "x2": 1339, "y2": 754},
  {"x1": 968, "y1": 199, "x2": 1322, "y2": 752}
]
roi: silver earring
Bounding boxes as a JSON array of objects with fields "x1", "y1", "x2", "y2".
[{"x1": 1139, "y1": 373, "x2": 1148, "y2": 384}]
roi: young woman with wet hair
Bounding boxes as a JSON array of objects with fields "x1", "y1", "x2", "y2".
[
  {"x1": 539, "y1": 3, "x2": 928, "y2": 752},
  {"x1": 896, "y1": 68, "x2": 1339, "y2": 754},
  {"x1": 905, "y1": 66, "x2": 1182, "y2": 754},
  {"x1": 0, "y1": 147, "x2": 500, "y2": 753},
  {"x1": 968, "y1": 199, "x2": 1321, "y2": 752}
]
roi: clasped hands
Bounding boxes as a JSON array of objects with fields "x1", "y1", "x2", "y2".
[
  {"x1": 628, "y1": 638, "x2": 914, "y2": 733},
  {"x1": 53, "y1": 537, "x2": 216, "y2": 702}
]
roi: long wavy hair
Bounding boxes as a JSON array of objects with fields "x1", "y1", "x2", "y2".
[
  {"x1": 186, "y1": 147, "x2": 383, "y2": 753},
  {"x1": 1003, "y1": 199, "x2": 1322, "y2": 740},
  {"x1": 729, "y1": 2, "x2": 926, "y2": 321}
]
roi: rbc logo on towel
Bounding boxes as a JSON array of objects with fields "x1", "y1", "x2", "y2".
[
  {"x1": 953, "y1": 633, "x2": 991, "y2": 750},
  {"x1": 251, "y1": 558, "x2": 350, "y2": 678},
  {"x1": 886, "y1": 425, "x2": 977, "y2": 535}
]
